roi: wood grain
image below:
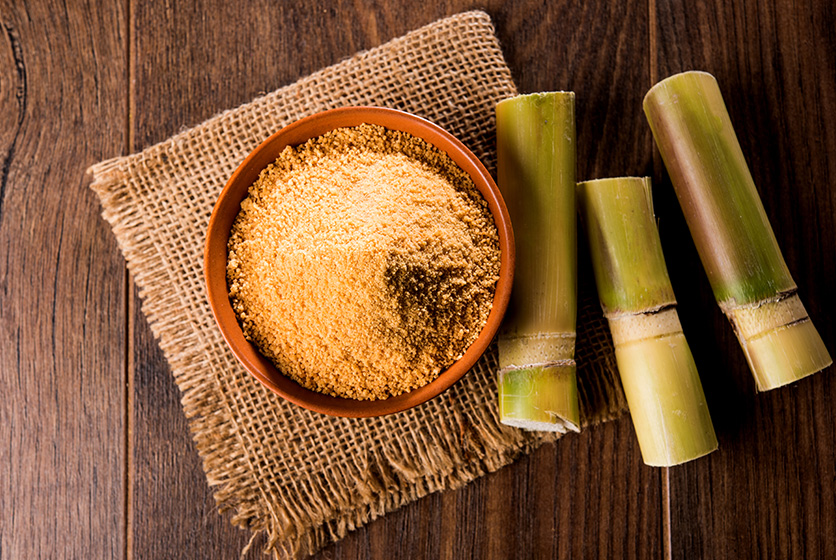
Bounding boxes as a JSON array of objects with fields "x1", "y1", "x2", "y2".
[
  {"x1": 0, "y1": 0, "x2": 127, "y2": 558},
  {"x1": 653, "y1": 0, "x2": 836, "y2": 558}
]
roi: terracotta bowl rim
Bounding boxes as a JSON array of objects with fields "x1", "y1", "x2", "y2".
[{"x1": 204, "y1": 106, "x2": 514, "y2": 417}]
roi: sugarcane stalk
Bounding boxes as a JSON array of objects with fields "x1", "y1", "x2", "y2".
[
  {"x1": 495, "y1": 92, "x2": 580, "y2": 433},
  {"x1": 577, "y1": 177, "x2": 717, "y2": 466},
  {"x1": 644, "y1": 71, "x2": 831, "y2": 391}
]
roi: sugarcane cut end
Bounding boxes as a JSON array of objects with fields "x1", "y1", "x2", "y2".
[{"x1": 642, "y1": 70, "x2": 719, "y2": 109}]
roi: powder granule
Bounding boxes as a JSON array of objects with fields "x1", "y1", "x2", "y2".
[{"x1": 227, "y1": 124, "x2": 500, "y2": 400}]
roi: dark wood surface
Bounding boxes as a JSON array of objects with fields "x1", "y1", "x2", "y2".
[
  {"x1": 0, "y1": 1, "x2": 127, "y2": 558},
  {"x1": 1, "y1": 0, "x2": 834, "y2": 558}
]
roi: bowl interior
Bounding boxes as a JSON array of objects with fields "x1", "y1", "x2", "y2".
[{"x1": 204, "y1": 107, "x2": 513, "y2": 417}]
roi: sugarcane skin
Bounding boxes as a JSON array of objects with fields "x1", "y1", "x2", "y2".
[
  {"x1": 616, "y1": 332, "x2": 718, "y2": 466},
  {"x1": 745, "y1": 318, "x2": 832, "y2": 390},
  {"x1": 498, "y1": 364, "x2": 580, "y2": 431},
  {"x1": 576, "y1": 177, "x2": 676, "y2": 314},
  {"x1": 643, "y1": 71, "x2": 795, "y2": 306},
  {"x1": 496, "y1": 93, "x2": 577, "y2": 337}
]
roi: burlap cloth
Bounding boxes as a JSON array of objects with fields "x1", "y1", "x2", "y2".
[{"x1": 89, "y1": 11, "x2": 626, "y2": 559}]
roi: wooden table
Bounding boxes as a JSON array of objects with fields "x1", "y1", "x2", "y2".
[{"x1": 3, "y1": 1, "x2": 835, "y2": 558}]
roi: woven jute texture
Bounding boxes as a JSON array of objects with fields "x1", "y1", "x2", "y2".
[{"x1": 89, "y1": 11, "x2": 626, "y2": 559}]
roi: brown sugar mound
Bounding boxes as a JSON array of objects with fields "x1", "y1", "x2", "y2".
[{"x1": 226, "y1": 124, "x2": 500, "y2": 400}]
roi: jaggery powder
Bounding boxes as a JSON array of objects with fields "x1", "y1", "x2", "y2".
[{"x1": 226, "y1": 124, "x2": 500, "y2": 400}]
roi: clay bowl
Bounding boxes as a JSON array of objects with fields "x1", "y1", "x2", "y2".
[{"x1": 204, "y1": 107, "x2": 514, "y2": 417}]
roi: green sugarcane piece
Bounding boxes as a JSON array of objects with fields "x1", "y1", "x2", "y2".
[
  {"x1": 578, "y1": 177, "x2": 717, "y2": 466},
  {"x1": 577, "y1": 177, "x2": 675, "y2": 314},
  {"x1": 644, "y1": 71, "x2": 831, "y2": 390},
  {"x1": 495, "y1": 92, "x2": 579, "y2": 432}
]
